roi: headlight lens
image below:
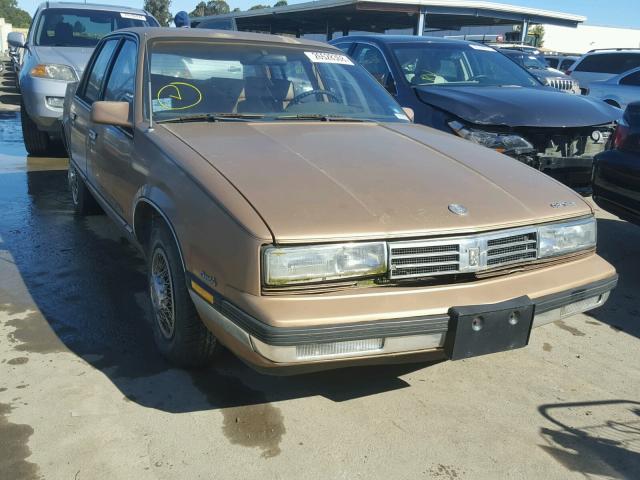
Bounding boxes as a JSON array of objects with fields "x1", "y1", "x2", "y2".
[
  {"x1": 30, "y1": 64, "x2": 77, "y2": 81},
  {"x1": 264, "y1": 242, "x2": 387, "y2": 285},
  {"x1": 449, "y1": 121, "x2": 535, "y2": 154},
  {"x1": 538, "y1": 217, "x2": 596, "y2": 258}
]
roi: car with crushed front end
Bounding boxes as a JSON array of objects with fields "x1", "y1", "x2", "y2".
[
  {"x1": 63, "y1": 28, "x2": 617, "y2": 374},
  {"x1": 331, "y1": 35, "x2": 621, "y2": 193},
  {"x1": 13, "y1": 1, "x2": 157, "y2": 155}
]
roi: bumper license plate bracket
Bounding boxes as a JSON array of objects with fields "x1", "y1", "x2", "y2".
[{"x1": 445, "y1": 296, "x2": 534, "y2": 360}]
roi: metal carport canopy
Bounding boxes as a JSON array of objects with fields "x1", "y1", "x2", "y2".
[{"x1": 193, "y1": 0, "x2": 585, "y2": 36}]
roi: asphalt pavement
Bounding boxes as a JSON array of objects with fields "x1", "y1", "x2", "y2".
[{"x1": 0, "y1": 59, "x2": 639, "y2": 480}]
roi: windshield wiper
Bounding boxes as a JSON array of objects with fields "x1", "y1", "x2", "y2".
[
  {"x1": 157, "y1": 113, "x2": 265, "y2": 124},
  {"x1": 273, "y1": 114, "x2": 372, "y2": 122}
]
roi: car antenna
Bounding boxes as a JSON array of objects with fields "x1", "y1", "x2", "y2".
[{"x1": 145, "y1": 33, "x2": 154, "y2": 131}]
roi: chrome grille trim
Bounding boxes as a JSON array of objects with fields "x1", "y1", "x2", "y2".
[
  {"x1": 389, "y1": 226, "x2": 538, "y2": 280},
  {"x1": 546, "y1": 78, "x2": 574, "y2": 91}
]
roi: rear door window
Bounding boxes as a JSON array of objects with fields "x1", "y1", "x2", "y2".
[
  {"x1": 620, "y1": 70, "x2": 640, "y2": 86},
  {"x1": 574, "y1": 53, "x2": 640, "y2": 74},
  {"x1": 81, "y1": 38, "x2": 119, "y2": 104}
]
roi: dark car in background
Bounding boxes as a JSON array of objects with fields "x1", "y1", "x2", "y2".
[
  {"x1": 331, "y1": 35, "x2": 621, "y2": 192},
  {"x1": 592, "y1": 102, "x2": 640, "y2": 226},
  {"x1": 499, "y1": 48, "x2": 580, "y2": 94}
]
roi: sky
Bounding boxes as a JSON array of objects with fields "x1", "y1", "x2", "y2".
[{"x1": 15, "y1": 0, "x2": 640, "y2": 29}]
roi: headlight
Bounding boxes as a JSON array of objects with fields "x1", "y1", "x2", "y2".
[
  {"x1": 449, "y1": 121, "x2": 535, "y2": 154},
  {"x1": 263, "y1": 242, "x2": 387, "y2": 285},
  {"x1": 538, "y1": 217, "x2": 596, "y2": 258},
  {"x1": 30, "y1": 64, "x2": 77, "y2": 81}
]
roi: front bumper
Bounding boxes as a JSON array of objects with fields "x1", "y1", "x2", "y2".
[
  {"x1": 189, "y1": 254, "x2": 616, "y2": 374},
  {"x1": 19, "y1": 74, "x2": 71, "y2": 132}
]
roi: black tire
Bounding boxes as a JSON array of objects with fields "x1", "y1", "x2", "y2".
[
  {"x1": 20, "y1": 101, "x2": 51, "y2": 156},
  {"x1": 68, "y1": 165, "x2": 101, "y2": 215},
  {"x1": 147, "y1": 221, "x2": 219, "y2": 368}
]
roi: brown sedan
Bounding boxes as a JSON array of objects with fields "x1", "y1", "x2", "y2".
[{"x1": 62, "y1": 28, "x2": 617, "y2": 374}]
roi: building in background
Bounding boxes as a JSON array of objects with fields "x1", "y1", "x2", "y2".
[{"x1": 542, "y1": 24, "x2": 640, "y2": 54}]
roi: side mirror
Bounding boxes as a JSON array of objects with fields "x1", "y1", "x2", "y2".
[
  {"x1": 7, "y1": 32, "x2": 26, "y2": 48},
  {"x1": 402, "y1": 107, "x2": 415, "y2": 123},
  {"x1": 90, "y1": 101, "x2": 132, "y2": 128}
]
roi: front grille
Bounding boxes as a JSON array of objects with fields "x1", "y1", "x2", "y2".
[
  {"x1": 546, "y1": 78, "x2": 574, "y2": 91},
  {"x1": 486, "y1": 232, "x2": 537, "y2": 266},
  {"x1": 389, "y1": 227, "x2": 538, "y2": 280}
]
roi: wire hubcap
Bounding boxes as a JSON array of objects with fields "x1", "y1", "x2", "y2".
[
  {"x1": 150, "y1": 248, "x2": 175, "y2": 339},
  {"x1": 68, "y1": 167, "x2": 79, "y2": 205}
]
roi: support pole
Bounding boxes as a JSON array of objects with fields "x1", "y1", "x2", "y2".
[
  {"x1": 326, "y1": 20, "x2": 333, "y2": 41},
  {"x1": 521, "y1": 19, "x2": 529, "y2": 44},
  {"x1": 415, "y1": 7, "x2": 426, "y2": 36}
]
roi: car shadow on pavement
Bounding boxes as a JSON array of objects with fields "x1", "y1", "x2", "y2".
[
  {"x1": 0, "y1": 168, "x2": 436, "y2": 415},
  {"x1": 585, "y1": 218, "x2": 640, "y2": 339},
  {"x1": 537, "y1": 400, "x2": 640, "y2": 479}
]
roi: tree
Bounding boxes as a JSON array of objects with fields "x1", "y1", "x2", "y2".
[
  {"x1": 249, "y1": 4, "x2": 270, "y2": 10},
  {"x1": 529, "y1": 24, "x2": 545, "y2": 48},
  {"x1": 232, "y1": 7, "x2": 241, "y2": 12},
  {"x1": 144, "y1": 0, "x2": 172, "y2": 26},
  {"x1": 0, "y1": 0, "x2": 31, "y2": 28},
  {"x1": 274, "y1": 0, "x2": 287, "y2": 6},
  {"x1": 190, "y1": 0, "x2": 230, "y2": 16}
]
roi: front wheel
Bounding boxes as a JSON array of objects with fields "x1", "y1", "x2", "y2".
[
  {"x1": 20, "y1": 101, "x2": 51, "y2": 156},
  {"x1": 147, "y1": 222, "x2": 220, "y2": 368}
]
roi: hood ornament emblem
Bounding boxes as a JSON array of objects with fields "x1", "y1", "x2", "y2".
[{"x1": 448, "y1": 204, "x2": 468, "y2": 216}]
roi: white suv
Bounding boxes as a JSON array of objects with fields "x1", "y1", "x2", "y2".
[{"x1": 568, "y1": 49, "x2": 640, "y2": 90}]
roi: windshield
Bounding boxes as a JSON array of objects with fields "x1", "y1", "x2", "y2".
[
  {"x1": 35, "y1": 8, "x2": 156, "y2": 47},
  {"x1": 148, "y1": 41, "x2": 409, "y2": 122},
  {"x1": 392, "y1": 43, "x2": 539, "y2": 88}
]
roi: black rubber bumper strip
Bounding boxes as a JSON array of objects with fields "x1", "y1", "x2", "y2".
[
  {"x1": 189, "y1": 273, "x2": 618, "y2": 347},
  {"x1": 534, "y1": 275, "x2": 618, "y2": 314}
]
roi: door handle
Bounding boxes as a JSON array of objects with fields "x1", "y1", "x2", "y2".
[
  {"x1": 70, "y1": 112, "x2": 77, "y2": 125},
  {"x1": 88, "y1": 129, "x2": 97, "y2": 141}
]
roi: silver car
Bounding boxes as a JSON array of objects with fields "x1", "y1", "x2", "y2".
[
  {"x1": 10, "y1": 1, "x2": 157, "y2": 155},
  {"x1": 586, "y1": 67, "x2": 640, "y2": 110}
]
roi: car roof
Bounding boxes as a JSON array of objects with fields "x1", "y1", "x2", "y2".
[
  {"x1": 332, "y1": 34, "x2": 472, "y2": 46},
  {"x1": 38, "y1": 1, "x2": 149, "y2": 14},
  {"x1": 111, "y1": 27, "x2": 334, "y2": 49},
  {"x1": 583, "y1": 49, "x2": 640, "y2": 56}
]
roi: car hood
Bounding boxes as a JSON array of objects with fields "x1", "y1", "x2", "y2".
[
  {"x1": 33, "y1": 46, "x2": 94, "y2": 77},
  {"x1": 163, "y1": 122, "x2": 591, "y2": 242},
  {"x1": 414, "y1": 85, "x2": 620, "y2": 128}
]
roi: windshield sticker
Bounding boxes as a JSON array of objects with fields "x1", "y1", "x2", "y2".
[
  {"x1": 153, "y1": 98, "x2": 172, "y2": 111},
  {"x1": 304, "y1": 51, "x2": 354, "y2": 66},
  {"x1": 156, "y1": 82, "x2": 202, "y2": 111},
  {"x1": 469, "y1": 44, "x2": 496, "y2": 52},
  {"x1": 120, "y1": 12, "x2": 147, "y2": 21}
]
